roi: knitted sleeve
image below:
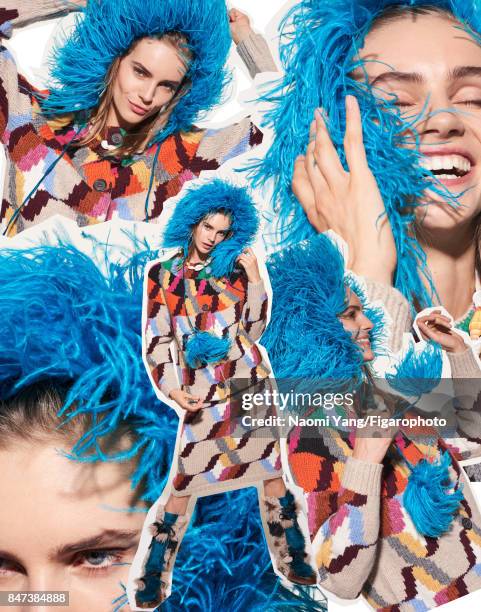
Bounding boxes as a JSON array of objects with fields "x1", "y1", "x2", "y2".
[
  {"x1": 0, "y1": 1, "x2": 84, "y2": 136},
  {"x1": 144, "y1": 263, "x2": 180, "y2": 400},
  {"x1": 0, "y1": 1, "x2": 83, "y2": 38},
  {"x1": 446, "y1": 349, "x2": 481, "y2": 463},
  {"x1": 195, "y1": 115, "x2": 263, "y2": 168},
  {"x1": 236, "y1": 32, "x2": 277, "y2": 78},
  {"x1": 241, "y1": 278, "x2": 269, "y2": 342},
  {"x1": 310, "y1": 456, "x2": 383, "y2": 599}
]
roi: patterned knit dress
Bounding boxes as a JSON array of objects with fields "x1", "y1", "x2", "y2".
[
  {"x1": 0, "y1": 1, "x2": 273, "y2": 236},
  {"x1": 145, "y1": 253, "x2": 283, "y2": 497}
]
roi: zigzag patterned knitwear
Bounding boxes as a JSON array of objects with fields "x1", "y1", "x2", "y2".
[{"x1": 145, "y1": 253, "x2": 282, "y2": 496}]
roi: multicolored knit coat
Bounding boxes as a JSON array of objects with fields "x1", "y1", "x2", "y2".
[
  {"x1": 144, "y1": 251, "x2": 282, "y2": 496},
  {"x1": 0, "y1": 0, "x2": 274, "y2": 235}
]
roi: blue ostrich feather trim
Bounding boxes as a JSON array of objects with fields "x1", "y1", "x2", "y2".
[
  {"x1": 387, "y1": 340, "x2": 443, "y2": 396},
  {"x1": 184, "y1": 331, "x2": 232, "y2": 368},
  {"x1": 0, "y1": 244, "x2": 178, "y2": 500},
  {"x1": 262, "y1": 234, "x2": 371, "y2": 388},
  {"x1": 403, "y1": 451, "x2": 464, "y2": 537},
  {"x1": 163, "y1": 179, "x2": 260, "y2": 278},
  {"x1": 39, "y1": 0, "x2": 231, "y2": 144},
  {"x1": 252, "y1": 0, "x2": 481, "y2": 310}
]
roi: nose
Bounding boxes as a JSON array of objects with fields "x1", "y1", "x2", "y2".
[
  {"x1": 360, "y1": 313, "x2": 374, "y2": 332},
  {"x1": 418, "y1": 98, "x2": 465, "y2": 141},
  {"x1": 25, "y1": 570, "x2": 69, "y2": 612},
  {"x1": 139, "y1": 81, "x2": 156, "y2": 105}
]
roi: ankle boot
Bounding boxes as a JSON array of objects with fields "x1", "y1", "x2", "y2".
[
  {"x1": 263, "y1": 490, "x2": 317, "y2": 586},
  {"x1": 135, "y1": 507, "x2": 189, "y2": 609}
]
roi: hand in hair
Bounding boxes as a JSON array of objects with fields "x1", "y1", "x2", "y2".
[
  {"x1": 237, "y1": 248, "x2": 261, "y2": 283},
  {"x1": 169, "y1": 389, "x2": 204, "y2": 412},
  {"x1": 292, "y1": 95, "x2": 397, "y2": 285},
  {"x1": 417, "y1": 310, "x2": 467, "y2": 354},
  {"x1": 229, "y1": 8, "x2": 253, "y2": 45}
]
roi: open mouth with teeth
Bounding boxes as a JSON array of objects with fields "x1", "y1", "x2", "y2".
[{"x1": 420, "y1": 154, "x2": 472, "y2": 179}]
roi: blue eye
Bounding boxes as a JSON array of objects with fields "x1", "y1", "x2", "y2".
[{"x1": 84, "y1": 551, "x2": 111, "y2": 566}]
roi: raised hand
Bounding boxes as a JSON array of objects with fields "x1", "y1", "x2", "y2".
[
  {"x1": 417, "y1": 310, "x2": 467, "y2": 354},
  {"x1": 292, "y1": 95, "x2": 397, "y2": 285},
  {"x1": 237, "y1": 247, "x2": 261, "y2": 283},
  {"x1": 229, "y1": 8, "x2": 253, "y2": 45}
]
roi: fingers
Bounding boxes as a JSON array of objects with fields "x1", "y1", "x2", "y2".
[
  {"x1": 344, "y1": 95, "x2": 369, "y2": 173},
  {"x1": 417, "y1": 312, "x2": 452, "y2": 331},
  {"x1": 311, "y1": 109, "x2": 346, "y2": 190}
]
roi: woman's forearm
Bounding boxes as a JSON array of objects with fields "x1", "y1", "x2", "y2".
[
  {"x1": 312, "y1": 456, "x2": 382, "y2": 599},
  {"x1": 0, "y1": 1, "x2": 85, "y2": 38},
  {"x1": 236, "y1": 32, "x2": 277, "y2": 78}
]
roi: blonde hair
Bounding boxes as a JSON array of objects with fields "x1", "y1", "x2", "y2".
[{"x1": 77, "y1": 32, "x2": 192, "y2": 157}]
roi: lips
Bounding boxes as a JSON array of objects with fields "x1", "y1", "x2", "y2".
[
  {"x1": 128, "y1": 100, "x2": 149, "y2": 116},
  {"x1": 357, "y1": 336, "x2": 371, "y2": 348}
]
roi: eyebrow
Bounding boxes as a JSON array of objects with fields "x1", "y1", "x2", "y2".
[
  {"x1": 53, "y1": 529, "x2": 139, "y2": 559},
  {"x1": 370, "y1": 65, "x2": 481, "y2": 88}
]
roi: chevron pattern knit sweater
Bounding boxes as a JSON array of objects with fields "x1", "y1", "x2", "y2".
[{"x1": 0, "y1": 1, "x2": 272, "y2": 236}]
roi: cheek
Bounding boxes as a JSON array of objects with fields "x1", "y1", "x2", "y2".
[{"x1": 113, "y1": 66, "x2": 133, "y2": 100}]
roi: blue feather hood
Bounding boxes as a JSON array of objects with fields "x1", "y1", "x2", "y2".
[
  {"x1": 40, "y1": 0, "x2": 231, "y2": 144},
  {"x1": 163, "y1": 179, "x2": 260, "y2": 278},
  {"x1": 262, "y1": 234, "x2": 385, "y2": 388}
]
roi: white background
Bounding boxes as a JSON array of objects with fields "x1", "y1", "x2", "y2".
[{"x1": 2, "y1": 1, "x2": 481, "y2": 611}]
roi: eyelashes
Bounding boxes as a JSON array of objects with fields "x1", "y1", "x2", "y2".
[
  {"x1": 72, "y1": 549, "x2": 127, "y2": 575},
  {"x1": 0, "y1": 549, "x2": 128, "y2": 580}
]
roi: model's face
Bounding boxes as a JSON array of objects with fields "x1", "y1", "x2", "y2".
[
  {"x1": 338, "y1": 290, "x2": 374, "y2": 362},
  {"x1": 359, "y1": 13, "x2": 481, "y2": 232},
  {"x1": 192, "y1": 213, "x2": 231, "y2": 257},
  {"x1": 0, "y1": 440, "x2": 145, "y2": 612},
  {"x1": 109, "y1": 37, "x2": 187, "y2": 129}
]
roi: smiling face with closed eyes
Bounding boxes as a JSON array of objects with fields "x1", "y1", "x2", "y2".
[
  {"x1": 0, "y1": 440, "x2": 145, "y2": 612},
  {"x1": 358, "y1": 10, "x2": 481, "y2": 234}
]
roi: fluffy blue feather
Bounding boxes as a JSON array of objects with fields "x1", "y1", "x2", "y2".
[
  {"x1": 262, "y1": 235, "x2": 377, "y2": 390},
  {"x1": 387, "y1": 340, "x2": 443, "y2": 396},
  {"x1": 253, "y1": 0, "x2": 481, "y2": 309},
  {"x1": 0, "y1": 244, "x2": 178, "y2": 496},
  {"x1": 184, "y1": 331, "x2": 232, "y2": 369},
  {"x1": 163, "y1": 179, "x2": 260, "y2": 278},
  {"x1": 0, "y1": 244, "x2": 324, "y2": 610},
  {"x1": 403, "y1": 452, "x2": 464, "y2": 537},
  {"x1": 40, "y1": 0, "x2": 231, "y2": 144}
]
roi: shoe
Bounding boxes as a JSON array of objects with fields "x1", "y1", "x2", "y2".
[
  {"x1": 263, "y1": 490, "x2": 317, "y2": 586},
  {"x1": 135, "y1": 507, "x2": 188, "y2": 609}
]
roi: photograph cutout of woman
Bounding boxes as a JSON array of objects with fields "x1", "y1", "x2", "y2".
[
  {"x1": 131, "y1": 179, "x2": 316, "y2": 610},
  {"x1": 262, "y1": 233, "x2": 481, "y2": 612},
  {"x1": 0, "y1": 0, "x2": 276, "y2": 235}
]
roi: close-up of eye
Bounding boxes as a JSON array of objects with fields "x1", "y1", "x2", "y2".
[
  {"x1": 133, "y1": 65, "x2": 146, "y2": 77},
  {"x1": 0, "y1": 557, "x2": 24, "y2": 577},
  {"x1": 72, "y1": 550, "x2": 126, "y2": 575}
]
